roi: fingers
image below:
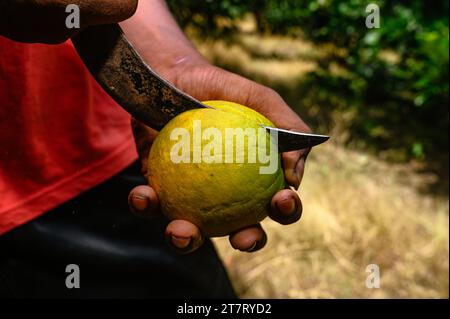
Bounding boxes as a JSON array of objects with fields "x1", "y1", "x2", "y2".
[
  {"x1": 128, "y1": 185, "x2": 291, "y2": 253},
  {"x1": 228, "y1": 189, "x2": 302, "y2": 253},
  {"x1": 283, "y1": 151, "x2": 308, "y2": 189},
  {"x1": 131, "y1": 118, "x2": 159, "y2": 175},
  {"x1": 166, "y1": 190, "x2": 301, "y2": 255},
  {"x1": 182, "y1": 68, "x2": 312, "y2": 189},
  {"x1": 129, "y1": 186, "x2": 205, "y2": 254},
  {"x1": 165, "y1": 220, "x2": 204, "y2": 254},
  {"x1": 220, "y1": 73, "x2": 312, "y2": 189},
  {"x1": 229, "y1": 224, "x2": 267, "y2": 253},
  {"x1": 270, "y1": 189, "x2": 302, "y2": 225},
  {"x1": 128, "y1": 185, "x2": 160, "y2": 218}
]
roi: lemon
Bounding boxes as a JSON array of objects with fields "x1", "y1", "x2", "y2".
[{"x1": 147, "y1": 100, "x2": 285, "y2": 237}]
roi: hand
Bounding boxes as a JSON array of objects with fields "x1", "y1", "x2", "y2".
[
  {"x1": 129, "y1": 61, "x2": 311, "y2": 254},
  {"x1": 0, "y1": 0, "x2": 138, "y2": 43}
]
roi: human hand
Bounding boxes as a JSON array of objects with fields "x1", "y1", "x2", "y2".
[
  {"x1": 0, "y1": 0, "x2": 138, "y2": 43},
  {"x1": 129, "y1": 61, "x2": 311, "y2": 254}
]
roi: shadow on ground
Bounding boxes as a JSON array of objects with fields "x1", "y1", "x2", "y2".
[{"x1": 194, "y1": 31, "x2": 449, "y2": 198}]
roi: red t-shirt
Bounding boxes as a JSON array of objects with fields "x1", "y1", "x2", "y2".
[{"x1": 0, "y1": 36, "x2": 138, "y2": 235}]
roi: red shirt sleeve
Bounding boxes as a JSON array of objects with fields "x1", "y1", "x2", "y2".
[{"x1": 0, "y1": 37, "x2": 138, "y2": 235}]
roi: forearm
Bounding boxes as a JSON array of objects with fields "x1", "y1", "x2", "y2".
[{"x1": 119, "y1": 0, "x2": 208, "y2": 80}]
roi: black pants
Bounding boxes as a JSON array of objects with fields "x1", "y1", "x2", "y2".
[{"x1": 0, "y1": 162, "x2": 236, "y2": 298}]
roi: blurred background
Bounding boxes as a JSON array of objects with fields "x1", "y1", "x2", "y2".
[{"x1": 167, "y1": 0, "x2": 449, "y2": 298}]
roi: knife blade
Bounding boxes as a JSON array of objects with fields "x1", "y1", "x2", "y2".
[
  {"x1": 71, "y1": 24, "x2": 329, "y2": 152},
  {"x1": 261, "y1": 126, "x2": 329, "y2": 153}
]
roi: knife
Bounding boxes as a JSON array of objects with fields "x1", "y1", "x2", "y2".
[{"x1": 71, "y1": 24, "x2": 329, "y2": 152}]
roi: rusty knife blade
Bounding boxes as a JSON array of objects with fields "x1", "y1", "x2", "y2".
[
  {"x1": 71, "y1": 23, "x2": 208, "y2": 131},
  {"x1": 71, "y1": 24, "x2": 329, "y2": 151}
]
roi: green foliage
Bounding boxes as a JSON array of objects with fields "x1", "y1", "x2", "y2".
[
  {"x1": 168, "y1": 0, "x2": 449, "y2": 163},
  {"x1": 280, "y1": 0, "x2": 449, "y2": 162}
]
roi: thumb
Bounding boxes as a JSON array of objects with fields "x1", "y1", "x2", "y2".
[{"x1": 131, "y1": 118, "x2": 158, "y2": 176}]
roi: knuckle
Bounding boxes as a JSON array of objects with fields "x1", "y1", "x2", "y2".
[
  {"x1": 82, "y1": 0, "x2": 138, "y2": 24},
  {"x1": 114, "y1": 0, "x2": 139, "y2": 19},
  {"x1": 258, "y1": 85, "x2": 280, "y2": 102}
]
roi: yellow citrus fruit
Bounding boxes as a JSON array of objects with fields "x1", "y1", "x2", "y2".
[{"x1": 147, "y1": 100, "x2": 285, "y2": 237}]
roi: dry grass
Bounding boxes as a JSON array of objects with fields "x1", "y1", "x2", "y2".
[
  {"x1": 213, "y1": 142, "x2": 449, "y2": 298},
  {"x1": 192, "y1": 31, "x2": 318, "y2": 84},
  {"x1": 189, "y1": 24, "x2": 449, "y2": 298}
]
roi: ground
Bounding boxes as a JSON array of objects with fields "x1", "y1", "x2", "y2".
[
  {"x1": 214, "y1": 141, "x2": 448, "y2": 298},
  {"x1": 187, "y1": 23, "x2": 449, "y2": 298}
]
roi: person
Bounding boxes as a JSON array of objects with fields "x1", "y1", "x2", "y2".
[{"x1": 0, "y1": 0, "x2": 311, "y2": 298}]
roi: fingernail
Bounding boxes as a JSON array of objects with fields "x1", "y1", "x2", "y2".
[
  {"x1": 171, "y1": 236, "x2": 191, "y2": 249},
  {"x1": 244, "y1": 241, "x2": 258, "y2": 252},
  {"x1": 245, "y1": 235, "x2": 268, "y2": 252},
  {"x1": 131, "y1": 194, "x2": 148, "y2": 212}
]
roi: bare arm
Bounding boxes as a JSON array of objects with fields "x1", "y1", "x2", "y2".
[{"x1": 120, "y1": 0, "x2": 207, "y2": 77}]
